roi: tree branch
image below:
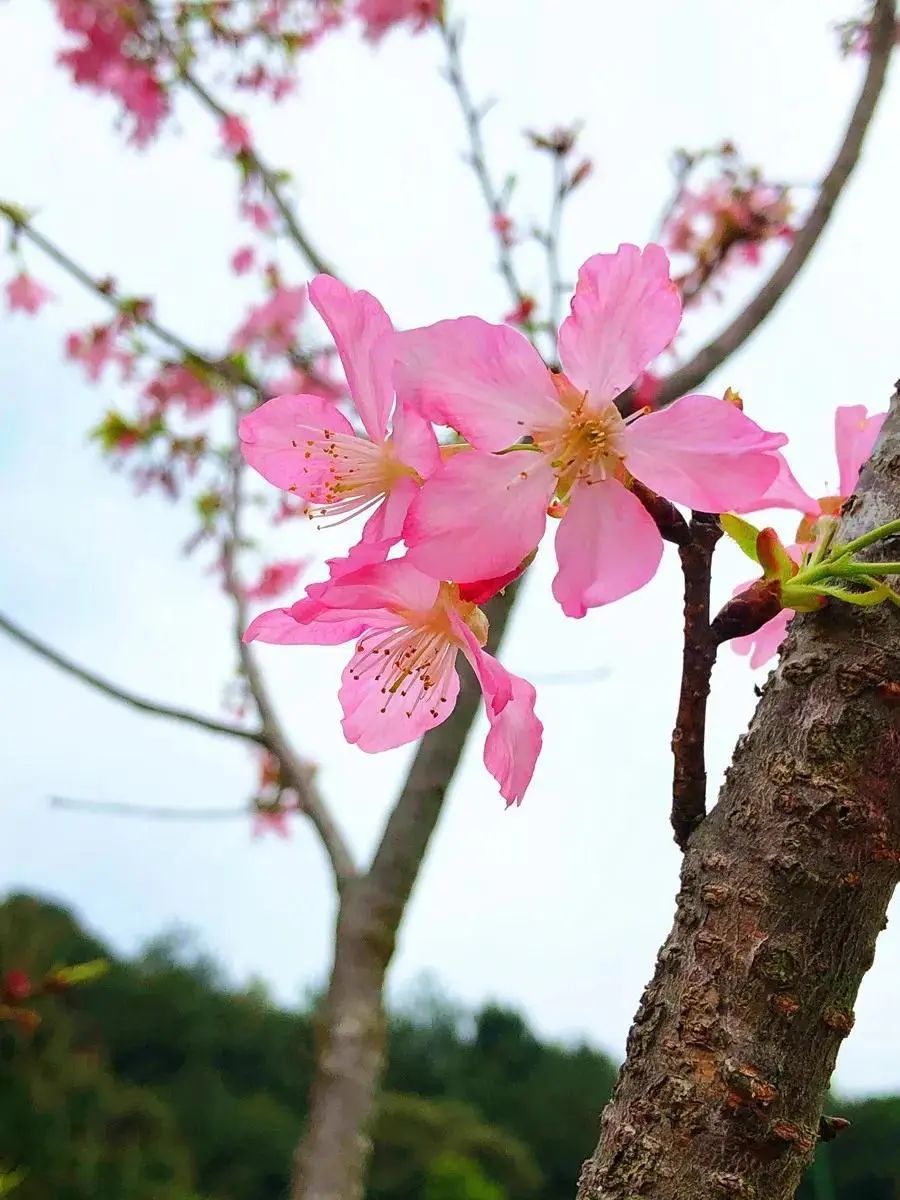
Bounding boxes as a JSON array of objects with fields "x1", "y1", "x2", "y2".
[
  {"x1": 439, "y1": 20, "x2": 532, "y2": 321},
  {"x1": 0, "y1": 205, "x2": 267, "y2": 400},
  {"x1": 656, "y1": 0, "x2": 896, "y2": 408},
  {"x1": 0, "y1": 609, "x2": 263, "y2": 744},
  {"x1": 220, "y1": 408, "x2": 357, "y2": 885},
  {"x1": 670, "y1": 512, "x2": 723, "y2": 850},
  {"x1": 50, "y1": 795, "x2": 248, "y2": 819}
]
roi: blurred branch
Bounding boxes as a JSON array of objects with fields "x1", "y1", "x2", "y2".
[
  {"x1": 50, "y1": 795, "x2": 248, "y2": 819},
  {"x1": 657, "y1": 0, "x2": 896, "y2": 406},
  {"x1": 152, "y1": 14, "x2": 338, "y2": 280},
  {"x1": 529, "y1": 665, "x2": 610, "y2": 685},
  {"x1": 544, "y1": 151, "x2": 566, "y2": 334},
  {"x1": 0, "y1": 609, "x2": 263, "y2": 744},
  {"x1": 439, "y1": 20, "x2": 532, "y2": 320},
  {"x1": 0, "y1": 205, "x2": 267, "y2": 400},
  {"x1": 220, "y1": 404, "x2": 358, "y2": 885}
]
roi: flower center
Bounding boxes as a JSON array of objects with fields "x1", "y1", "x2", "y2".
[
  {"x1": 534, "y1": 395, "x2": 626, "y2": 499},
  {"x1": 300, "y1": 433, "x2": 415, "y2": 526}
]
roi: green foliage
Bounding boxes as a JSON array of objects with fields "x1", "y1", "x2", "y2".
[{"x1": 2, "y1": 894, "x2": 899, "y2": 1200}]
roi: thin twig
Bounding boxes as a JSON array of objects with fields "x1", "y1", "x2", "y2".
[
  {"x1": 0, "y1": 206, "x2": 266, "y2": 400},
  {"x1": 50, "y1": 795, "x2": 248, "y2": 819},
  {"x1": 150, "y1": 6, "x2": 337, "y2": 280},
  {"x1": 0, "y1": 610, "x2": 263, "y2": 744},
  {"x1": 545, "y1": 153, "x2": 566, "y2": 335},
  {"x1": 220, "y1": 402, "x2": 357, "y2": 884},
  {"x1": 439, "y1": 20, "x2": 531, "y2": 320},
  {"x1": 656, "y1": 0, "x2": 896, "y2": 407},
  {"x1": 670, "y1": 513, "x2": 722, "y2": 850}
]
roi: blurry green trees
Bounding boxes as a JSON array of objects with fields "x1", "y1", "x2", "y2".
[{"x1": 1, "y1": 894, "x2": 897, "y2": 1200}]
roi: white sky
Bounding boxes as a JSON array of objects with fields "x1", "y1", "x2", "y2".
[{"x1": 1, "y1": 1, "x2": 899, "y2": 1096}]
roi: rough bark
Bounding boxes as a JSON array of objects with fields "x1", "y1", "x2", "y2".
[
  {"x1": 578, "y1": 387, "x2": 900, "y2": 1199},
  {"x1": 290, "y1": 581, "x2": 522, "y2": 1200}
]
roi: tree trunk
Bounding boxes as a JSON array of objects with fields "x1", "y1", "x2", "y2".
[
  {"x1": 290, "y1": 583, "x2": 522, "y2": 1200},
  {"x1": 579, "y1": 386, "x2": 900, "y2": 1200}
]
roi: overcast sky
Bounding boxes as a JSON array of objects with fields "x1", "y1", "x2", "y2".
[{"x1": 2, "y1": 1, "x2": 899, "y2": 1096}]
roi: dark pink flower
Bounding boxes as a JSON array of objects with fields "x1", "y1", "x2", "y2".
[
  {"x1": 244, "y1": 559, "x2": 308, "y2": 602},
  {"x1": 356, "y1": 0, "x2": 441, "y2": 40},
  {"x1": 231, "y1": 246, "x2": 256, "y2": 275},
  {"x1": 221, "y1": 114, "x2": 252, "y2": 154}
]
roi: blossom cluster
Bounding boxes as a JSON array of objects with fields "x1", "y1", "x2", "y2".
[{"x1": 239, "y1": 244, "x2": 807, "y2": 803}]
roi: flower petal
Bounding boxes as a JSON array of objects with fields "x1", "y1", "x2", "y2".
[
  {"x1": 244, "y1": 603, "x2": 369, "y2": 646},
  {"x1": 390, "y1": 397, "x2": 441, "y2": 479},
  {"x1": 239, "y1": 393, "x2": 355, "y2": 493},
  {"x1": 394, "y1": 317, "x2": 562, "y2": 451},
  {"x1": 740, "y1": 451, "x2": 818, "y2": 515},
  {"x1": 339, "y1": 653, "x2": 460, "y2": 752},
  {"x1": 731, "y1": 609, "x2": 792, "y2": 669},
  {"x1": 557, "y1": 244, "x2": 681, "y2": 401},
  {"x1": 362, "y1": 476, "x2": 419, "y2": 544},
  {"x1": 622, "y1": 393, "x2": 785, "y2": 512},
  {"x1": 318, "y1": 558, "x2": 441, "y2": 617},
  {"x1": 552, "y1": 476, "x2": 663, "y2": 617},
  {"x1": 309, "y1": 275, "x2": 395, "y2": 442},
  {"x1": 404, "y1": 451, "x2": 555, "y2": 582},
  {"x1": 835, "y1": 405, "x2": 886, "y2": 498}
]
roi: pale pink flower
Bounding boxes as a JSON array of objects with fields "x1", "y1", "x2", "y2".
[
  {"x1": 246, "y1": 557, "x2": 542, "y2": 804},
  {"x1": 231, "y1": 246, "x2": 256, "y2": 275},
  {"x1": 143, "y1": 364, "x2": 217, "y2": 416},
  {"x1": 66, "y1": 324, "x2": 134, "y2": 382},
  {"x1": 356, "y1": 0, "x2": 441, "y2": 39},
  {"x1": 240, "y1": 276, "x2": 439, "y2": 547},
  {"x1": 221, "y1": 114, "x2": 252, "y2": 154},
  {"x1": 231, "y1": 285, "x2": 306, "y2": 358},
  {"x1": 492, "y1": 212, "x2": 515, "y2": 247},
  {"x1": 241, "y1": 199, "x2": 276, "y2": 232},
  {"x1": 244, "y1": 559, "x2": 308, "y2": 602},
  {"x1": 6, "y1": 273, "x2": 54, "y2": 315},
  {"x1": 395, "y1": 243, "x2": 787, "y2": 617},
  {"x1": 731, "y1": 609, "x2": 793, "y2": 670}
]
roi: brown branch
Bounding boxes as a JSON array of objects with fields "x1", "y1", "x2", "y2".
[
  {"x1": 439, "y1": 20, "x2": 532, "y2": 320},
  {"x1": 656, "y1": 0, "x2": 896, "y2": 407},
  {"x1": 670, "y1": 512, "x2": 723, "y2": 850},
  {"x1": 0, "y1": 205, "x2": 267, "y2": 400},
  {"x1": 0, "y1": 609, "x2": 263, "y2": 744},
  {"x1": 220, "y1": 409, "x2": 357, "y2": 885}
]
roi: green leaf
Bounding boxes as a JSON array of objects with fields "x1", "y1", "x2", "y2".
[{"x1": 720, "y1": 513, "x2": 763, "y2": 563}]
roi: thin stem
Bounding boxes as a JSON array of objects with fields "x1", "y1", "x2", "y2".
[
  {"x1": 841, "y1": 560, "x2": 900, "y2": 575},
  {"x1": 1, "y1": 205, "x2": 266, "y2": 400},
  {"x1": 0, "y1": 609, "x2": 264, "y2": 744},
  {"x1": 50, "y1": 795, "x2": 248, "y2": 820},
  {"x1": 834, "y1": 517, "x2": 900, "y2": 559},
  {"x1": 545, "y1": 154, "x2": 566, "y2": 334},
  {"x1": 671, "y1": 513, "x2": 722, "y2": 850},
  {"x1": 439, "y1": 20, "x2": 532, "y2": 322},
  {"x1": 655, "y1": 0, "x2": 896, "y2": 408},
  {"x1": 220, "y1": 400, "x2": 358, "y2": 885}
]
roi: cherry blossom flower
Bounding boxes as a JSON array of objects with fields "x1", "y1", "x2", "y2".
[
  {"x1": 253, "y1": 795, "x2": 299, "y2": 838},
  {"x1": 6, "y1": 273, "x2": 54, "y2": 315},
  {"x1": 731, "y1": 405, "x2": 887, "y2": 669},
  {"x1": 66, "y1": 323, "x2": 134, "y2": 382},
  {"x1": 492, "y1": 212, "x2": 516, "y2": 247},
  {"x1": 395, "y1": 243, "x2": 787, "y2": 617},
  {"x1": 504, "y1": 295, "x2": 536, "y2": 327},
  {"x1": 143, "y1": 364, "x2": 217, "y2": 417},
  {"x1": 231, "y1": 285, "x2": 306, "y2": 358},
  {"x1": 221, "y1": 114, "x2": 252, "y2": 154},
  {"x1": 240, "y1": 275, "x2": 439, "y2": 548},
  {"x1": 241, "y1": 198, "x2": 276, "y2": 232},
  {"x1": 246, "y1": 557, "x2": 542, "y2": 804},
  {"x1": 356, "y1": 0, "x2": 442, "y2": 40},
  {"x1": 231, "y1": 246, "x2": 256, "y2": 275},
  {"x1": 244, "y1": 559, "x2": 308, "y2": 602}
]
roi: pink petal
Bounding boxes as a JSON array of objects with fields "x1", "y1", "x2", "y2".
[
  {"x1": 731, "y1": 609, "x2": 792, "y2": 669},
  {"x1": 557, "y1": 244, "x2": 681, "y2": 401},
  {"x1": 244, "y1": 602, "x2": 370, "y2": 645},
  {"x1": 309, "y1": 275, "x2": 395, "y2": 442},
  {"x1": 390, "y1": 397, "x2": 441, "y2": 480},
  {"x1": 362, "y1": 476, "x2": 419, "y2": 544},
  {"x1": 622, "y1": 394, "x2": 785, "y2": 512},
  {"x1": 318, "y1": 558, "x2": 441, "y2": 617},
  {"x1": 740, "y1": 451, "x2": 819, "y2": 515},
  {"x1": 483, "y1": 674, "x2": 542, "y2": 805},
  {"x1": 394, "y1": 317, "x2": 562, "y2": 451},
  {"x1": 552, "y1": 476, "x2": 663, "y2": 617},
  {"x1": 239, "y1": 393, "x2": 354, "y2": 492},
  {"x1": 339, "y1": 654, "x2": 461, "y2": 752},
  {"x1": 835, "y1": 405, "x2": 887, "y2": 498},
  {"x1": 450, "y1": 615, "x2": 542, "y2": 804},
  {"x1": 404, "y1": 451, "x2": 556, "y2": 582}
]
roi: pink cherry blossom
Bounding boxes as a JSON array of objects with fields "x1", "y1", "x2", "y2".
[
  {"x1": 143, "y1": 364, "x2": 217, "y2": 417},
  {"x1": 492, "y1": 212, "x2": 516, "y2": 247},
  {"x1": 731, "y1": 609, "x2": 793, "y2": 670},
  {"x1": 241, "y1": 198, "x2": 276, "y2": 232},
  {"x1": 231, "y1": 246, "x2": 256, "y2": 275},
  {"x1": 66, "y1": 323, "x2": 134, "y2": 382},
  {"x1": 221, "y1": 114, "x2": 252, "y2": 154},
  {"x1": 244, "y1": 559, "x2": 308, "y2": 602},
  {"x1": 396, "y1": 243, "x2": 787, "y2": 617},
  {"x1": 253, "y1": 796, "x2": 299, "y2": 838},
  {"x1": 231, "y1": 285, "x2": 306, "y2": 358},
  {"x1": 6, "y1": 273, "x2": 54, "y2": 315},
  {"x1": 356, "y1": 0, "x2": 442, "y2": 40},
  {"x1": 240, "y1": 275, "x2": 439, "y2": 548},
  {"x1": 247, "y1": 557, "x2": 542, "y2": 804}
]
